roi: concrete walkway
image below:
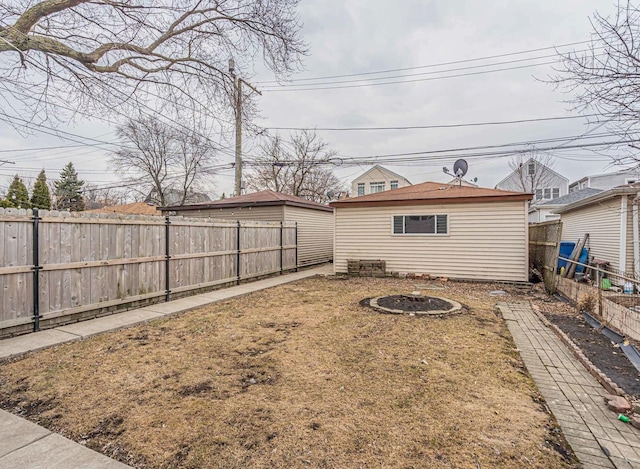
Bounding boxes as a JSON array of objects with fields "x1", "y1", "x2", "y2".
[
  {"x1": 497, "y1": 302, "x2": 640, "y2": 469},
  {"x1": 0, "y1": 264, "x2": 332, "y2": 469}
]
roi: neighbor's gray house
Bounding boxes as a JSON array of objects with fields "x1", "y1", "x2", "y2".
[
  {"x1": 528, "y1": 188, "x2": 602, "y2": 223},
  {"x1": 555, "y1": 184, "x2": 640, "y2": 276},
  {"x1": 495, "y1": 158, "x2": 569, "y2": 204},
  {"x1": 569, "y1": 166, "x2": 640, "y2": 193},
  {"x1": 330, "y1": 181, "x2": 532, "y2": 281},
  {"x1": 351, "y1": 165, "x2": 411, "y2": 197},
  {"x1": 161, "y1": 190, "x2": 333, "y2": 267}
]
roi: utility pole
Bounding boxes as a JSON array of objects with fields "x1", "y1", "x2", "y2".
[{"x1": 229, "y1": 58, "x2": 261, "y2": 197}]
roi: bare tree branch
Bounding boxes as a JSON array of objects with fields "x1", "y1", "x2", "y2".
[
  {"x1": 0, "y1": 0, "x2": 306, "y2": 127},
  {"x1": 110, "y1": 115, "x2": 216, "y2": 206},
  {"x1": 246, "y1": 130, "x2": 344, "y2": 204},
  {"x1": 550, "y1": 1, "x2": 640, "y2": 163}
]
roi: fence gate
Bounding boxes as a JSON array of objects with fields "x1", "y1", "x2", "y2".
[{"x1": 529, "y1": 220, "x2": 562, "y2": 293}]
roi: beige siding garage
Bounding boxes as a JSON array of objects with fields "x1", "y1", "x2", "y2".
[
  {"x1": 163, "y1": 190, "x2": 333, "y2": 268},
  {"x1": 334, "y1": 201, "x2": 528, "y2": 281},
  {"x1": 284, "y1": 205, "x2": 333, "y2": 266}
]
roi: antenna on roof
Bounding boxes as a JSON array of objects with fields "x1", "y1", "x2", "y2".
[{"x1": 443, "y1": 159, "x2": 469, "y2": 187}]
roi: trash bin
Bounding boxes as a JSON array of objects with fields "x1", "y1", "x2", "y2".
[{"x1": 557, "y1": 241, "x2": 576, "y2": 273}]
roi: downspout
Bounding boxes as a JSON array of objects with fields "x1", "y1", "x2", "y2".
[
  {"x1": 620, "y1": 196, "x2": 628, "y2": 276},
  {"x1": 633, "y1": 194, "x2": 640, "y2": 278}
]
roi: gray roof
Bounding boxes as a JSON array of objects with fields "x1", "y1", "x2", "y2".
[{"x1": 539, "y1": 188, "x2": 603, "y2": 206}]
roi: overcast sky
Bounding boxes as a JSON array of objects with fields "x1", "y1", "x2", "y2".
[{"x1": 0, "y1": 0, "x2": 629, "y2": 198}]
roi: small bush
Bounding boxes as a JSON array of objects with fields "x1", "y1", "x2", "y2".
[{"x1": 577, "y1": 293, "x2": 596, "y2": 314}]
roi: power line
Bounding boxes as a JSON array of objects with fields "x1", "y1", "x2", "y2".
[
  {"x1": 255, "y1": 40, "x2": 592, "y2": 84},
  {"x1": 261, "y1": 49, "x2": 600, "y2": 90},
  {"x1": 260, "y1": 61, "x2": 558, "y2": 92},
  {"x1": 264, "y1": 114, "x2": 599, "y2": 132}
]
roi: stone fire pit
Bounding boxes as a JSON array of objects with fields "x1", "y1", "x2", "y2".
[{"x1": 368, "y1": 294, "x2": 462, "y2": 316}]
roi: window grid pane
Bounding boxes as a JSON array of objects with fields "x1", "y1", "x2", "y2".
[
  {"x1": 370, "y1": 182, "x2": 386, "y2": 193},
  {"x1": 390, "y1": 180, "x2": 399, "y2": 190},
  {"x1": 393, "y1": 215, "x2": 447, "y2": 235},
  {"x1": 393, "y1": 216, "x2": 404, "y2": 234},
  {"x1": 357, "y1": 183, "x2": 365, "y2": 196}
]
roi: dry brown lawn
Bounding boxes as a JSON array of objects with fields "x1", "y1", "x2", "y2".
[{"x1": 0, "y1": 276, "x2": 577, "y2": 468}]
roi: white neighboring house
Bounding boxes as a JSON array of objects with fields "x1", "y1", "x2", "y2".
[
  {"x1": 351, "y1": 165, "x2": 411, "y2": 197},
  {"x1": 495, "y1": 157, "x2": 569, "y2": 204},
  {"x1": 569, "y1": 166, "x2": 640, "y2": 192},
  {"x1": 555, "y1": 184, "x2": 640, "y2": 277},
  {"x1": 528, "y1": 188, "x2": 603, "y2": 223}
]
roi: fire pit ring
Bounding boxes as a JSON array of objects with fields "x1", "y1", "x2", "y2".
[{"x1": 369, "y1": 294, "x2": 462, "y2": 316}]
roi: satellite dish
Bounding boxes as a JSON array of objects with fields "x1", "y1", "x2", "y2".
[{"x1": 453, "y1": 159, "x2": 468, "y2": 178}]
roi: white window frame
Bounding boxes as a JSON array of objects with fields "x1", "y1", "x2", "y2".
[
  {"x1": 391, "y1": 214, "x2": 449, "y2": 236},
  {"x1": 370, "y1": 181, "x2": 386, "y2": 193},
  {"x1": 552, "y1": 188, "x2": 560, "y2": 199},
  {"x1": 357, "y1": 183, "x2": 365, "y2": 196},
  {"x1": 390, "y1": 180, "x2": 399, "y2": 190},
  {"x1": 535, "y1": 189, "x2": 543, "y2": 200}
]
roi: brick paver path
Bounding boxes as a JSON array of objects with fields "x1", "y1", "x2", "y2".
[{"x1": 497, "y1": 302, "x2": 640, "y2": 469}]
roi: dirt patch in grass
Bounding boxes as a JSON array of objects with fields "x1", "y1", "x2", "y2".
[{"x1": 0, "y1": 277, "x2": 578, "y2": 468}]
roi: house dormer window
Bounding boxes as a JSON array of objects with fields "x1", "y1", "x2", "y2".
[
  {"x1": 390, "y1": 180, "x2": 399, "y2": 190},
  {"x1": 357, "y1": 183, "x2": 365, "y2": 196},
  {"x1": 370, "y1": 182, "x2": 385, "y2": 193},
  {"x1": 528, "y1": 162, "x2": 535, "y2": 175}
]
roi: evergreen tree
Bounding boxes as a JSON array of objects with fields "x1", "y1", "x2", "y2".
[
  {"x1": 54, "y1": 163, "x2": 85, "y2": 211},
  {"x1": 30, "y1": 170, "x2": 52, "y2": 210},
  {"x1": 5, "y1": 175, "x2": 30, "y2": 209}
]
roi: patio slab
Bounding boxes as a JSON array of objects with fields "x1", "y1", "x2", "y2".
[
  {"x1": 0, "y1": 432, "x2": 130, "y2": 469},
  {"x1": 0, "y1": 329, "x2": 80, "y2": 360},
  {"x1": 0, "y1": 409, "x2": 51, "y2": 458},
  {"x1": 57, "y1": 309, "x2": 165, "y2": 338}
]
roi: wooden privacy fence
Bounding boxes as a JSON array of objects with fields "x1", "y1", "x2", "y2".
[
  {"x1": 529, "y1": 220, "x2": 562, "y2": 293},
  {"x1": 0, "y1": 208, "x2": 298, "y2": 336}
]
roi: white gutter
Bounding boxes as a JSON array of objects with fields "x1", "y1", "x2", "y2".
[
  {"x1": 620, "y1": 196, "x2": 628, "y2": 274},
  {"x1": 634, "y1": 194, "x2": 640, "y2": 277}
]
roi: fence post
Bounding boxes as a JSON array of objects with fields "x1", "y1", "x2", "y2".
[
  {"x1": 280, "y1": 221, "x2": 284, "y2": 274},
  {"x1": 32, "y1": 208, "x2": 41, "y2": 332},
  {"x1": 236, "y1": 220, "x2": 241, "y2": 284},
  {"x1": 597, "y1": 267, "x2": 603, "y2": 317},
  {"x1": 165, "y1": 216, "x2": 171, "y2": 302},
  {"x1": 295, "y1": 221, "x2": 298, "y2": 272}
]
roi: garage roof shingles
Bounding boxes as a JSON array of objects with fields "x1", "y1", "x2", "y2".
[
  {"x1": 330, "y1": 181, "x2": 532, "y2": 208},
  {"x1": 166, "y1": 190, "x2": 333, "y2": 212}
]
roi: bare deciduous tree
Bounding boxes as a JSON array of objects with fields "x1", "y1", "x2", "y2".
[
  {"x1": 111, "y1": 115, "x2": 216, "y2": 206},
  {"x1": 0, "y1": 1, "x2": 305, "y2": 125},
  {"x1": 551, "y1": 1, "x2": 640, "y2": 162},
  {"x1": 247, "y1": 130, "x2": 343, "y2": 204},
  {"x1": 83, "y1": 184, "x2": 136, "y2": 209}
]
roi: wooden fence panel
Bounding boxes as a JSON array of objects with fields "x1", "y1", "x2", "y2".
[
  {"x1": 0, "y1": 211, "x2": 33, "y2": 328},
  {"x1": 0, "y1": 209, "x2": 299, "y2": 335},
  {"x1": 529, "y1": 220, "x2": 562, "y2": 293}
]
